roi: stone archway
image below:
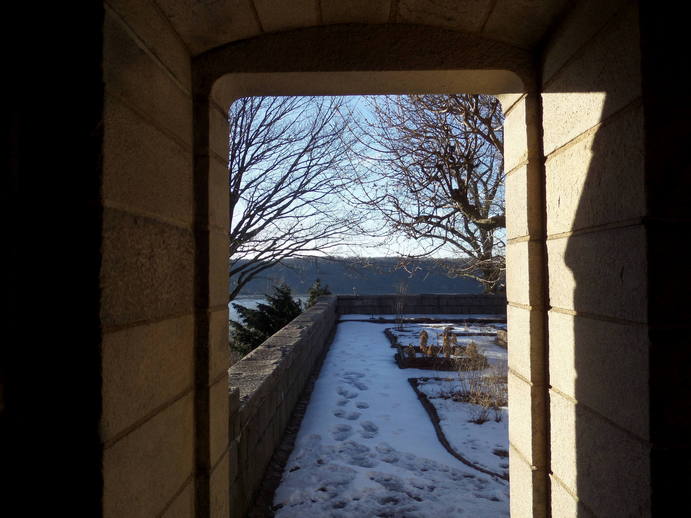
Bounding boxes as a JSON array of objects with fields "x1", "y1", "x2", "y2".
[{"x1": 191, "y1": 23, "x2": 541, "y2": 518}]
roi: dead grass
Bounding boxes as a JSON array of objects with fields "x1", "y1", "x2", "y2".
[{"x1": 455, "y1": 350, "x2": 508, "y2": 424}]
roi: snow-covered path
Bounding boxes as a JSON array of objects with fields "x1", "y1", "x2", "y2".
[{"x1": 272, "y1": 319, "x2": 509, "y2": 517}]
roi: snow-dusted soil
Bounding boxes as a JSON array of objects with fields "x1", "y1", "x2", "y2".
[
  {"x1": 416, "y1": 378, "x2": 509, "y2": 477},
  {"x1": 273, "y1": 319, "x2": 509, "y2": 517},
  {"x1": 389, "y1": 323, "x2": 507, "y2": 365}
]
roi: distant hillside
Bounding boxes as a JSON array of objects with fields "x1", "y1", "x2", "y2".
[{"x1": 230, "y1": 257, "x2": 489, "y2": 296}]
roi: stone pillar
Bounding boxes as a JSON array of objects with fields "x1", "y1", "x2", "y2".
[
  {"x1": 100, "y1": 2, "x2": 200, "y2": 517},
  {"x1": 501, "y1": 90, "x2": 550, "y2": 517},
  {"x1": 192, "y1": 90, "x2": 232, "y2": 518}
]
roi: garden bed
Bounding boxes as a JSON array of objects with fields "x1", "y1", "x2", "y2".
[
  {"x1": 409, "y1": 377, "x2": 508, "y2": 480},
  {"x1": 394, "y1": 346, "x2": 489, "y2": 371}
]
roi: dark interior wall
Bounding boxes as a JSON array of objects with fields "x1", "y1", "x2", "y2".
[
  {"x1": 3, "y1": 4, "x2": 105, "y2": 515},
  {"x1": 639, "y1": 4, "x2": 691, "y2": 513}
]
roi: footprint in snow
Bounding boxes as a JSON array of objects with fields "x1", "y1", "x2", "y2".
[
  {"x1": 355, "y1": 401, "x2": 370, "y2": 409},
  {"x1": 342, "y1": 372, "x2": 369, "y2": 391},
  {"x1": 333, "y1": 409, "x2": 360, "y2": 420},
  {"x1": 331, "y1": 424, "x2": 354, "y2": 441},
  {"x1": 359, "y1": 420, "x2": 379, "y2": 439},
  {"x1": 336, "y1": 398, "x2": 350, "y2": 406},
  {"x1": 375, "y1": 442, "x2": 399, "y2": 463},
  {"x1": 337, "y1": 386, "x2": 359, "y2": 399},
  {"x1": 369, "y1": 472, "x2": 405, "y2": 492},
  {"x1": 337, "y1": 440, "x2": 378, "y2": 468}
]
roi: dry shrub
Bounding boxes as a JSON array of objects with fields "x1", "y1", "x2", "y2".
[
  {"x1": 482, "y1": 364, "x2": 508, "y2": 422},
  {"x1": 395, "y1": 299, "x2": 405, "y2": 330},
  {"x1": 442, "y1": 327, "x2": 454, "y2": 358},
  {"x1": 419, "y1": 330, "x2": 429, "y2": 355},
  {"x1": 394, "y1": 285, "x2": 407, "y2": 330},
  {"x1": 455, "y1": 341, "x2": 489, "y2": 371},
  {"x1": 456, "y1": 348, "x2": 508, "y2": 424}
]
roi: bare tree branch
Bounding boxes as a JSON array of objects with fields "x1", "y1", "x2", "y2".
[
  {"x1": 343, "y1": 94, "x2": 506, "y2": 293},
  {"x1": 228, "y1": 96, "x2": 363, "y2": 301}
]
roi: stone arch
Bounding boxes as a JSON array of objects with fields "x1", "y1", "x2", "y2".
[{"x1": 190, "y1": 23, "x2": 544, "y2": 518}]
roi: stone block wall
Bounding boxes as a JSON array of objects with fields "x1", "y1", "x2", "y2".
[
  {"x1": 502, "y1": 1, "x2": 654, "y2": 516},
  {"x1": 541, "y1": 2, "x2": 651, "y2": 516},
  {"x1": 101, "y1": 3, "x2": 234, "y2": 516},
  {"x1": 336, "y1": 294, "x2": 507, "y2": 316},
  {"x1": 101, "y1": 3, "x2": 202, "y2": 517},
  {"x1": 227, "y1": 297, "x2": 338, "y2": 517}
]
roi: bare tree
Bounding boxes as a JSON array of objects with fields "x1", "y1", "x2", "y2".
[
  {"x1": 228, "y1": 96, "x2": 360, "y2": 302},
  {"x1": 345, "y1": 94, "x2": 506, "y2": 293}
]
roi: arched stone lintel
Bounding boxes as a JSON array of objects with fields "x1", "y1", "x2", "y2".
[
  {"x1": 192, "y1": 23, "x2": 531, "y2": 107},
  {"x1": 211, "y1": 70, "x2": 523, "y2": 110}
]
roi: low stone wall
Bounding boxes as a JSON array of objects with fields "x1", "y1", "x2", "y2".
[
  {"x1": 227, "y1": 296, "x2": 338, "y2": 517},
  {"x1": 336, "y1": 293, "x2": 507, "y2": 316}
]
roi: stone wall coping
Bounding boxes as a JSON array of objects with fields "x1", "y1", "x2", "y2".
[
  {"x1": 228, "y1": 296, "x2": 337, "y2": 403},
  {"x1": 335, "y1": 293, "x2": 507, "y2": 315}
]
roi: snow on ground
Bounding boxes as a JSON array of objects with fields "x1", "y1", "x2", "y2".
[
  {"x1": 416, "y1": 379, "x2": 508, "y2": 476},
  {"x1": 273, "y1": 320, "x2": 509, "y2": 517}
]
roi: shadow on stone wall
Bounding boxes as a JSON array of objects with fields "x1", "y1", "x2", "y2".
[
  {"x1": 562, "y1": 7, "x2": 654, "y2": 514},
  {"x1": 563, "y1": 86, "x2": 651, "y2": 515}
]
